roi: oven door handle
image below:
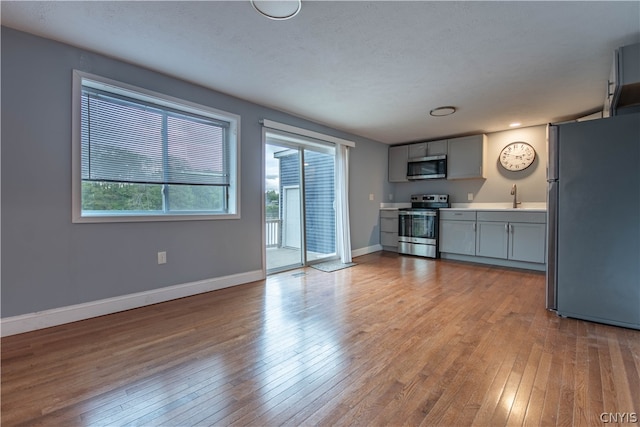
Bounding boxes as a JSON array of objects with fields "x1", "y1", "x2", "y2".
[{"x1": 399, "y1": 211, "x2": 437, "y2": 217}]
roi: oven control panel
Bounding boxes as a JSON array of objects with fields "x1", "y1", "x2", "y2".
[{"x1": 410, "y1": 194, "x2": 448, "y2": 203}]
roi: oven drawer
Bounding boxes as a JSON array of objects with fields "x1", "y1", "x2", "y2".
[
  {"x1": 399, "y1": 236, "x2": 436, "y2": 245},
  {"x1": 398, "y1": 241, "x2": 437, "y2": 258}
]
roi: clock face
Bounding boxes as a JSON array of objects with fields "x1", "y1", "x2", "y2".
[{"x1": 499, "y1": 142, "x2": 536, "y2": 171}]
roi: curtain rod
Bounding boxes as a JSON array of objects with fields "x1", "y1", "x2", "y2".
[{"x1": 260, "y1": 119, "x2": 356, "y2": 148}]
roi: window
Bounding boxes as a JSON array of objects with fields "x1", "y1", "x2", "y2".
[{"x1": 72, "y1": 71, "x2": 239, "y2": 222}]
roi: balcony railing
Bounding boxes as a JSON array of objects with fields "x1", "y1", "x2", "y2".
[{"x1": 266, "y1": 219, "x2": 281, "y2": 248}]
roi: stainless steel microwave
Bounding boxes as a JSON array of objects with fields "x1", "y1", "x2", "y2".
[{"x1": 407, "y1": 155, "x2": 447, "y2": 180}]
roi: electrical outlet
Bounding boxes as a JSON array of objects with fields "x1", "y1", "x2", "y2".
[
  {"x1": 468, "y1": 193, "x2": 474, "y2": 201},
  {"x1": 388, "y1": 194, "x2": 394, "y2": 201},
  {"x1": 157, "y1": 251, "x2": 167, "y2": 264},
  {"x1": 369, "y1": 193, "x2": 375, "y2": 201}
]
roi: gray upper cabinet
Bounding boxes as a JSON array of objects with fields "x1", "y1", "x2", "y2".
[
  {"x1": 408, "y1": 142, "x2": 427, "y2": 159},
  {"x1": 427, "y1": 139, "x2": 448, "y2": 156},
  {"x1": 605, "y1": 42, "x2": 640, "y2": 116},
  {"x1": 408, "y1": 140, "x2": 447, "y2": 158},
  {"x1": 447, "y1": 134, "x2": 486, "y2": 180},
  {"x1": 388, "y1": 134, "x2": 484, "y2": 182},
  {"x1": 388, "y1": 145, "x2": 409, "y2": 182}
]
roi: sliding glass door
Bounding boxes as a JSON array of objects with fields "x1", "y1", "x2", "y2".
[
  {"x1": 303, "y1": 148, "x2": 336, "y2": 263},
  {"x1": 265, "y1": 132, "x2": 336, "y2": 273},
  {"x1": 266, "y1": 143, "x2": 303, "y2": 271}
]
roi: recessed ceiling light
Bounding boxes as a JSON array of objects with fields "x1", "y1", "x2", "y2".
[
  {"x1": 509, "y1": 122, "x2": 521, "y2": 127},
  {"x1": 429, "y1": 106, "x2": 456, "y2": 117},
  {"x1": 251, "y1": 0, "x2": 301, "y2": 20}
]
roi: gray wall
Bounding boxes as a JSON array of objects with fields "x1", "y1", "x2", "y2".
[
  {"x1": 392, "y1": 125, "x2": 548, "y2": 204},
  {"x1": 1, "y1": 27, "x2": 389, "y2": 317},
  {"x1": 349, "y1": 137, "x2": 394, "y2": 249}
]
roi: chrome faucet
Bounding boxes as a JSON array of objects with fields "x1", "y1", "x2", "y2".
[{"x1": 510, "y1": 184, "x2": 521, "y2": 208}]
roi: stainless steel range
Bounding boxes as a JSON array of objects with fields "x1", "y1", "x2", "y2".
[{"x1": 398, "y1": 194, "x2": 450, "y2": 258}]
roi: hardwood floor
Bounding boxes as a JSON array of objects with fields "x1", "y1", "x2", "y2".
[{"x1": 2, "y1": 252, "x2": 638, "y2": 426}]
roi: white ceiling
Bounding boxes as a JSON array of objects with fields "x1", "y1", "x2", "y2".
[{"x1": 2, "y1": 1, "x2": 639, "y2": 144}]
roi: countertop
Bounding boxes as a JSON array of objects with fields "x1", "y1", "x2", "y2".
[
  {"x1": 444, "y1": 202, "x2": 547, "y2": 212},
  {"x1": 380, "y1": 202, "x2": 547, "y2": 212},
  {"x1": 379, "y1": 203, "x2": 411, "y2": 210}
]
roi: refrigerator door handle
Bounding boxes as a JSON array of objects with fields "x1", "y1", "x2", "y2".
[
  {"x1": 546, "y1": 181, "x2": 559, "y2": 311},
  {"x1": 547, "y1": 124, "x2": 559, "y2": 181}
]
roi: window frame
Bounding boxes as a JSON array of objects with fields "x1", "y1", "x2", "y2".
[{"x1": 72, "y1": 70, "x2": 240, "y2": 223}]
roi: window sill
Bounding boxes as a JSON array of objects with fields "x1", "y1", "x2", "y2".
[{"x1": 72, "y1": 212, "x2": 240, "y2": 223}]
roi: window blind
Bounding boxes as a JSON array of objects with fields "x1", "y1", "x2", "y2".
[{"x1": 81, "y1": 88, "x2": 231, "y2": 187}]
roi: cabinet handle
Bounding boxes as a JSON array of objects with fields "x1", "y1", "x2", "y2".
[
  {"x1": 473, "y1": 223, "x2": 476, "y2": 231},
  {"x1": 607, "y1": 80, "x2": 614, "y2": 98},
  {"x1": 505, "y1": 223, "x2": 508, "y2": 232}
]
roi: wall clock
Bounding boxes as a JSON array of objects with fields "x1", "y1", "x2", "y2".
[{"x1": 499, "y1": 141, "x2": 536, "y2": 171}]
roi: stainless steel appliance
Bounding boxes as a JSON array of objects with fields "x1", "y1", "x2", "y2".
[
  {"x1": 407, "y1": 155, "x2": 447, "y2": 180},
  {"x1": 398, "y1": 194, "x2": 449, "y2": 258},
  {"x1": 546, "y1": 113, "x2": 639, "y2": 329}
]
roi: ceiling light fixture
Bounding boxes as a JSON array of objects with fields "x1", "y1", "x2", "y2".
[
  {"x1": 251, "y1": 0, "x2": 301, "y2": 20},
  {"x1": 429, "y1": 106, "x2": 456, "y2": 117},
  {"x1": 509, "y1": 122, "x2": 522, "y2": 127}
]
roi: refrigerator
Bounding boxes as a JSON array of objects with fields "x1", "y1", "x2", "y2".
[{"x1": 546, "y1": 112, "x2": 640, "y2": 330}]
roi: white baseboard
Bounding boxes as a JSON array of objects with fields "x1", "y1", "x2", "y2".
[
  {"x1": 352, "y1": 244, "x2": 383, "y2": 258},
  {"x1": 2, "y1": 247, "x2": 384, "y2": 337},
  {"x1": 1, "y1": 270, "x2": 265, "y2": 337}
]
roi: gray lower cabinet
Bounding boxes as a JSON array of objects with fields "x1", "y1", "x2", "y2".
[
  {"x1": 476, "y1": 211, "x2": 546, "y2": 264},
  {"x1": 380, "y1": 210, "x2": 399, "y2": 249},
  {"x1": 439, "y1": 210, "x2": 476, "y2": 255},
  {"x1": 440, "y1": 209, "x2": 546, "y2": 269},
  {"x1": 476, "y1": 221, "x2": 509, "y2": 258},
  {"x1": 508, "y1": 222, "x2": 546, "y2": 263}
]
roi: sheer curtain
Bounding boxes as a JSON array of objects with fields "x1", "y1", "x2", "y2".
[{"x1": 335, "y1": 144, "x2": 352, "y2": 263}]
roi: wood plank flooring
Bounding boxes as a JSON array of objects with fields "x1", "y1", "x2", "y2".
[{"x1": 2, "y1": 252, "x2": 639, "y2": 426}]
